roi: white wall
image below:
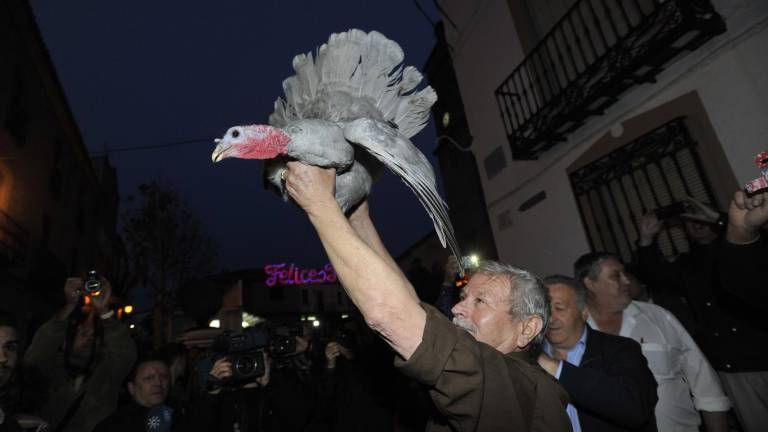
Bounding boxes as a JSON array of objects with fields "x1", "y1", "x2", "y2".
[{"x1": 438, "y1": 0, "x2": 768, "y2": 276}]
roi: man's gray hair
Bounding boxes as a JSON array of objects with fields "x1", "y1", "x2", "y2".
[
  {"x1": 476, "y1": 261, "x2": 550, "y2": 347},
  {"x1": 543, "y1": 275, "x2": 587, "y2": 310}
]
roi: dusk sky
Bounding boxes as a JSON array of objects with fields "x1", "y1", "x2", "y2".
[{"x1": 29, "y1": 0, "x2": 446, "y2": 271}]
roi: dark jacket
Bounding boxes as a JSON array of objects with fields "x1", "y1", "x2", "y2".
[
  {"x1": 637, "y1": 234, "x2": 768, "y2": 372},
  {"x1": 22, "y1": 317, "x2": 137, "y2": 432},
  {"x1": 93, "y1": 403, "x2": 149, "y2": 432},
  {"x1": 558, "y1": 326, "x2": 658, "y2": 432},
  {"x1": 396, "y1": 303, "x2": 571, "y2": 432}
]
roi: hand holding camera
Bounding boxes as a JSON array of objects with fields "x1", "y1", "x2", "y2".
[{"x1": 324, "y1": 341, "x2": 354, "y2": 369}]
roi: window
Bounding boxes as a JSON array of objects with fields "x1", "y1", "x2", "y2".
[{"x1": 569, "y1": 117, "x2": 717, "y2": 262}]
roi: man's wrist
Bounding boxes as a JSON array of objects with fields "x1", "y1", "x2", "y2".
[{"x1": 726, "y1": 222, "x2": 760, "y2": 244}]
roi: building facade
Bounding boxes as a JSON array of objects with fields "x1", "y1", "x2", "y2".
[
  {"x1": 1, "y1": 0, "x2": 124, "y2": 329},
  {"x1": 434, "y1": 0, "x2": 767, "y2": 275}
]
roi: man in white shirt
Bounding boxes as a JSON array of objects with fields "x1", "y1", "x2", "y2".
[{"x1": 575, "y1": 252, "x2": 730, "y2": 432}]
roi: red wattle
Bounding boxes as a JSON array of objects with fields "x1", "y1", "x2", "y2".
[{"x1": 243, "y1": 125, "x2": 290, "y2": 159}]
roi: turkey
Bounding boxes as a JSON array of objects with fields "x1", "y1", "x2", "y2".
[{"x1": 211, "y1": 29, "x2": 463, "y2": 271}]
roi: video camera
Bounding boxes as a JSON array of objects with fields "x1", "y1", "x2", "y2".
[{"x1": 211, "y1": 322, "x2": 304, "y2": 382}]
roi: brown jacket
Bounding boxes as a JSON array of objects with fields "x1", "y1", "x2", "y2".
[{"x1": 396, "y1": 304, "x2": 571, "y2": 432}]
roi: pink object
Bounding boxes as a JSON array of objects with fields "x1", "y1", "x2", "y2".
[
  {"x1": 746, "y1": 175, "x2": 768, "y2": 194},
  {"x1": 755, "y1": 151, "x2": 768, "y2": 169}
]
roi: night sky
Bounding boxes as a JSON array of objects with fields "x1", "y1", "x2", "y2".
[{"x1": 29, "y1": 1, "x2": 445, "y2": 271}]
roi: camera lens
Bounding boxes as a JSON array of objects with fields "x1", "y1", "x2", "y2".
[
  {"x1": 235, "y1": 355, "x2": 257, "y2": 377},
  {"x1": 84, "y1": 279, "x2": 102, "y2": 295}
]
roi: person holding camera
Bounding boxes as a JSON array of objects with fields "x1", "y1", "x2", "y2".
[
  {"x1": 22, "y1": 276, "x2": 136, "y2": 432},
  {"x1": 316, "y1": 319, "x2": 399, "y2": 432},
  {"x1": 636, "y1": 191, "x2": 768, "y2": 431}
]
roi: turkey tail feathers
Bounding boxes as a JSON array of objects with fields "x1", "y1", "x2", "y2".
[
  {"x1": 344, "y1": 119, "x2": 464, "y2": 274},
  {"x1": 270, "y1": 29, "x2": 435, "y2": 138}
]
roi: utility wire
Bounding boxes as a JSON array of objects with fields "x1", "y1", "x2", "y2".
[{"x1": 89, "y1": 136, "x2": 216, "y2": 156}]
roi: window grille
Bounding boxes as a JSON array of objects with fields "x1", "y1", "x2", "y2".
[{"x1": 569, "y1": 117, "x2": 717, "y2": 262}]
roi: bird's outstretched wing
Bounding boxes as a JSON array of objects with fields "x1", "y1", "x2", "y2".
[{"x1": 344, "y1": 118, "x2": 463, "y2": 271}]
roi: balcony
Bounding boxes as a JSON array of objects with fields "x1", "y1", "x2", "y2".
[
  {"x1": 495, "y1": 0, "x2": 726, "y2": 160},
  {"x1": 0, "y1": 209, "x2": 30, "y2": 267}
]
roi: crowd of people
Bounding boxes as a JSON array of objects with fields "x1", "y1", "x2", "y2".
[{"x1": 1, "y1": 160, "x2": 766, "y2": 432}]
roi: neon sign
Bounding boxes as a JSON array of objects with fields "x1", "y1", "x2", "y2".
[{"x1": 264, "y1": 263, "x2": 337, "y2": 286}]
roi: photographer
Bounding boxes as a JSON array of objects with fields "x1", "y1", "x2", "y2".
[
  {"x1": 184, "y1": 354, "x2": 271, "y2": 431},
  {"x1": 315, "y1": 318, "x2": 398, "y2": 432},
  {"x1": 188, "y1": 325, "x2": 318, "y2": 432},
  {"x1": 636, "y1": 192, "x2": 768, "y2": 431},
  {"x1": 22, "y1": 275, "x2": 136, "y2": 432}
]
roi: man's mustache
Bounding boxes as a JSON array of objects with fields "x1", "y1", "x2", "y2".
[{"x1": 452, "y1": 317, "x2": 478, "y2": 333}]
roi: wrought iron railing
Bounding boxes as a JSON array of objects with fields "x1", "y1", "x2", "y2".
[
  {"x1": 0, "y1": 208, "x2": 30, "y2": 267},
  {"x1": 496, "y1": 0, "x2": 725, "y2": 159}
]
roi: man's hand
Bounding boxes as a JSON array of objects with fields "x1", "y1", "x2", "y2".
[
  {"x1": 207, "y1": 358, "x2": 233, "y2": 394},
  {"x1": 727, "y1": 190, "x2": 768, "y2": 243},
  {"x1": 64, "y1": 277, "x2": 81, "y2": 306},
  {"x1": 284, "y1": 162, "x2": 338, "y2": 217},
  {"x1": 325, "y1": 341, "x2": 353, "y2": 369},
  {"x1": 537, "y1": 353, "x2": 561, "y2": 377},
  {"x1": 294, "y1": 335, "x2": 309, "y2": 355},
  {"x1": 55, "y1": 278, "x2": 83, "y2": 320},
  {"x1": 638, "y1": 213, "x2": 663, "y2": 247}
]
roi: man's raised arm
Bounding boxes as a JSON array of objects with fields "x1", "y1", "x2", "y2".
[{"x1": 284, "y1": 162, "x2": 426, "y2": 359}]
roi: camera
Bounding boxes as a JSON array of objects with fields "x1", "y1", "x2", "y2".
[
  {"x1": 212, "y1": 322, "x2": 304, "y2": 382},
  {"x1": 83, "y1": 270, "x2": 102, "y2": 296},
  {"x1": 213, "y1": 326, "x2": 270, "y2": 381},
  {"x1": 334, "y1": 328, "x2": 356, "y2": 350},
  {"x1": 653, "y1": 202, "x2": 688, "y2": 220},
  {"x1": 269, "y1": 323, "x2": 303, "y2": 357}
]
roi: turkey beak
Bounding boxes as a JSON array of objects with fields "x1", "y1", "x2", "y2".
[{"x1": 211, "y1": 143, "x2": 231, "y2": 163}]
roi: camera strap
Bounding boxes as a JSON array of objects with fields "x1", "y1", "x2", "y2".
[{"x1": 52, "y1": 384, "x2": 89, "y2": 432}]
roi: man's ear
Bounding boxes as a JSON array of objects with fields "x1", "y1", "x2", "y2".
[
  {"x1": 582, "y1": 277, "x2": 596, "y2": 293},
  {"x1": 127, "y1": 382, "x2": 136, "y2": 398},
  {"x1": 517, "y1": 315, "x2": 544, "y2": 348},
  {"x1": 581, "y1": 307, "x2": 589, "y2": 322}
]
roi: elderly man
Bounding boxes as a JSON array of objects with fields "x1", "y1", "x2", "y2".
[
  {"x1": 575, "y1": 252, "x2": 730, "y2": 432},
  {"x1": 283, "y1": 162, "x2": 570, "y2": 431},
  {"x1": 538, "y1": 275, "x2": 657, "y2": 432}
]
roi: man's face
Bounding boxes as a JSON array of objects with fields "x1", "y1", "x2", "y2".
[
  {"x1": 0, "y1": 326, "x2": 19, "y2": 388},
  {"x1": 128, "y1": 361, "x2": 170, "y2": 408},
  {"x1": 546, "y1": 284, "x2": 587, "y2": 349},
  {"x1": 451, "y1": 273, "x2": 521, "y2": 353},
  {"x1": 586, "y1": 259, "x2": 632, "y2": 312}
]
